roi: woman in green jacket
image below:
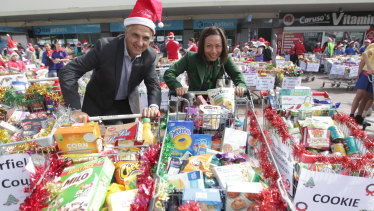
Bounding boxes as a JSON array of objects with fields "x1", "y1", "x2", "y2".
[{"x1": 164, "y1": 26, "x2": 247, "y2": 97}]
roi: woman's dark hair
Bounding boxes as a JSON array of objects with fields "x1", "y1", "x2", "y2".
[
  {"x1": 189, "y1": 37, "x2": 195, "y2": 43},
  {"x1": 53, "y1": 39, "x2": 60, "y2": 44},
  {"x1": 197, "y1": 26, "x2": 228, "y2": 64}
]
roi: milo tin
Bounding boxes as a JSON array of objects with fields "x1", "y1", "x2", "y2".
[
  {"x1": 343, "y1": 136, "x2": 360, "y2": 157},
  {"x1": 331, "y1": 143, "x2": 347, "y2": 156},
  {"x1": 328, "y1": 126, "x2": 345, "y2": 143}
]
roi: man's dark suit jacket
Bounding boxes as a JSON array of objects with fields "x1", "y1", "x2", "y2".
[{"x1": 59, "y1": 34, "x2": 161, "y2": 116}]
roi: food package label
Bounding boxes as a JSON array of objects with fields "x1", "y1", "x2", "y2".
[
  {"x1": 167, "y1": 120, "x2": 194, "y2": 158},
  {"x1": 167, "y1": 170, "x2": 204, "y2": 189},
  {"x1": 221, "y1": 128, "x2": 247, "y2": 153}
]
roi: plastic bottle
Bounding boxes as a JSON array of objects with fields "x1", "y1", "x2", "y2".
[{"x1": 142, "y1": 118, "x2": 156, "y2": 145}]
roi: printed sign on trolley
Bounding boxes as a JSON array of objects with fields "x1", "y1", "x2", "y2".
[
  {"x1": 348, "y1": 66, "x2": 359, "y2": 78},
  {"x1": 294, "y1": 169, "x2": 374, "y2": 211},
  {"x1": 330, "y1": 64, "x2": 346, "y2": 75},
  {"x1": 299, "y1": 61, "x2": 307, "y2": 71},
  {"x1": 306, "y1": 62, "x2": 320, "y2": 72},
  {"x1": 243, "y1": 72, "x2": 257, "y2": 87},
  {"x1": 282, "y1": 77, "x2": 302, "y2": 89},
  {"x1": 271, "y1": 135, "x2": 294, "y2": 196},
  {"x1": 256, "y1": 76, "x2": 275, "y2": 90}
]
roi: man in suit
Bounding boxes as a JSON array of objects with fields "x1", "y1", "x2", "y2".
[{"x1": 59, "y1": 0, "x2": 163, "y2": 124}]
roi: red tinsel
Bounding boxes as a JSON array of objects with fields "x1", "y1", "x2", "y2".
[
  {"x1": 131, "y1": 143, "x2": 161, "y2": 211},
  {"x1": 247, "y1": 109, "x2": 288, "y2": 211},
  {"x1": 20, "y1": 152, "x2": 66, "y2": 211},
  {"x1": 178, "y1": 201, "x2": 202, "y2": 211},
  {"x1": 263, "y1": 105, "x2": 374, "y2": 175}
]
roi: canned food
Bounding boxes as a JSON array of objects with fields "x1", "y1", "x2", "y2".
[
  {"x1": 328, "y1": 126, "x2": 345, "y2": 143},
  {"x1": 331, "y1": 143, "x2": 347, "y2": 156},
  {"x1": 343, "y1": 136, "x2": 360, "y2": 157}
]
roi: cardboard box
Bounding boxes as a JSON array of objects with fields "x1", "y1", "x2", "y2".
[
  {"x1": 182, "y1": 188, "x2": 221, "y2": 211},
  {"x1": 221, "y1": 128, "x2": 247, "y2": 153},
  {"x1": 54, "y1": 122, "x2": 101, "y2": 153},
  {"x1": 103, "y1": 122, "x2": 143, "y2": 148},
  {"x1": 48, "y1": 157, "x2": 115, "y2": 211},
  {"x1": 167, "y1": 120, "x2": 194, "y2": 158},
  {"x1": 280, "y1": 95, "x2": 312, "y2": 110},
  {"x1": 280, "y1": 86, "x2": 311, "y2": 96}
]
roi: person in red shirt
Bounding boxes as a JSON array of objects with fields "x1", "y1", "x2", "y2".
[
  {"x1": 0, "y1": 54, "x2": 6, "y2": 70},
  {"x1": 184, "y1": 37, "x2": 198, "y2": 53},
  {"x1": 7, "y1": 52, "x2": 26, "y2": 72},
  {"x1": 291, "y1": 38, "x2": 307, "y2": 64},
  {"x1": 313, "y1": 41, "x2": 322, "y2": 53},
  {"x1": 166, "y1": 32, "x2": 180, "y2": 60}
]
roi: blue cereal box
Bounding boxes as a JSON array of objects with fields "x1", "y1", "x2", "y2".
[
  {"x1": 182, "y1": 188, "x2": 221, "y2": 211},
  {"x1": 167, "y1": 120, "x2": 194, "y2": 158},
  {"x1": 192, "y1": 134, "x2": 212, "y2": 155}
]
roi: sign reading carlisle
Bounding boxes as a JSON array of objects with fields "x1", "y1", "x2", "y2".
[{"x1": 280, "y1": 12, "x2": 374, "y2": 27}]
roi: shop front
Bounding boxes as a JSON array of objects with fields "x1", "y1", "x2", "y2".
[
  {"x1": 277, "y1": 11, "x2": 374, "y2": 55},
  {"x1": 33, "y1": 24, "x2": 102, "y2": 47}
]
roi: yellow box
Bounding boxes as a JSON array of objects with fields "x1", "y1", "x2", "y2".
[{"x1": 54, "y1": 122, "x2": 101, "y2": 152}]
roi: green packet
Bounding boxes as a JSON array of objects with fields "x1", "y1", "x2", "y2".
[{"x1": 47, "y1": 157, "x2": 115, "y2": 211}]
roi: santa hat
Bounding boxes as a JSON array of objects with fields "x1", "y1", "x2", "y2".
[
  {"x1": 27, "y1": 43, "x2": 35, "y2": 52},
  {"x1": 235, "y1": 42, "x2": 240, "y2": 47},
  {"x1": 265, "y1": 41, "x2": 270, "y2": 46},
  {"x1": 243, "y1": 45, "x2": 250, "y2": 49},
  {"x1": 343, "y1": 39, "x2": 348, "y2": 43},
  {"x1": 328, "y1": 37, "x2": 334, "y2": 42},
  {"x1": 316, "y1": 41, "x2": 321, "y2": 44},
  {"x1": 167, "y1": 32, "x2": 175, "y2": 38},
  {"x1": 337, "y1": 44, "x2": 344, "y2": 48},
  {"x1": 257, "y1": 41, "x2": 265, "y2": 47},
  {"x1": 10, "y1": 52, "x2": 18, "y2": 59},
  {"x1": 7, "y1": 34, "x2": 17, "y2": 51},
  {"x1": 244, "y1": 42, "x2": 248, "y2": 45},
  {"x1": 233, "y1": 47, "x2": 239, "y2": 52},
  {"x1": 251, "y1": 39, "x2": 256, "y2": 42},
  {"x1": 364, "y1": 39, "x2": 371, "y2": 43},
  {"x1": 349, "y1": 40, "x2": 354, "y2": 44},
  {"x1": 258, "y1": 37, "x2": 265, "y2": 43},
  {"x1": 83, "y1": 40, "x2": 88, "y2": 45},
  {"x1": 77, "y1": 42, "x2": 82, "y2": 47},
  {"x1": 124, "y1": 0, "x2": 163, "y2": 34}
]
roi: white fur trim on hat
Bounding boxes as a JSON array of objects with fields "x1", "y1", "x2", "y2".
[
  {"x1": 124, "y1": 17, "x2": 156, "y2": 34},
  {"x1": 257, "y1": 41, "x2": 265, "y2": 47},
  {"x1": 10, "y1": 52, "x2": 18, "y2": 58}
]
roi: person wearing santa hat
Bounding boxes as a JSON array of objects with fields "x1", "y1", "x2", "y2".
[
  {"x1": 290, "y1": 37, "x2": 307, "y2": 64},
  {"x1": 76, "y1": 42, "x2": 83, "y2": 56},
  {"x1": 334, "y1": 44, "x2": 344, "y2": 55},
  {"x1": 231, "y1": 47, "x2": 240, "y2": 59},
  {"x1": 345, "y1": 41, "x2": 356, "y2": 55},
  {"x1": 6, "y1": 34, "x2": 22, "y2": 60},
  {"x1": 25, "y1": 43, "x2": 36, "y2": 62},
  {"x1": 42, "y1": 43, "x2": 53, "y2": 67},
  {"x1": 166, "y1": 32, "x2": 180, "y2": 60},
  {"x1": 313, "y1": 41, "x2": 322, "y2": 54},
  {"x1": 82, "y1": 40, "x2": 90, "y2": 55},
  {"x1": 360, "y1": 39, "x2": 371, "y2": 54},
  {"x1": 59, "y1": 0, "x2": 162, "y2": 124},
  {"x1": 241, "y1": 45, "x2": 251, "y2": 58},
  {"x1": 324, "y1": 37, "x2": 335, "y2": 57},
  {"x1": 7, "y1": 52, "x2": 26, "y2": 72}
]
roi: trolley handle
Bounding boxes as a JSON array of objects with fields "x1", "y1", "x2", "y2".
[
  {"x1": 28, "y1": 77, "x2": 59, "y2": 82},
  {"x1": 312, "y1": 91, "x2": 329, "y2": 98},
  {"x1": 87, "y1": 112, "x2": 160, "y2": 122},
  {"x1": 169, "y1": 89, "x2": 251, "y2": 98}
]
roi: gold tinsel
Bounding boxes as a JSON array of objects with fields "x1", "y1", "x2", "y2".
[{"x1": 0, "y1": 129, "x2": 11, "y2": 143}]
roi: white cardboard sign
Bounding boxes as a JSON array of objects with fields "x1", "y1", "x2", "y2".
[
  {"x1": 271, "y1": 134, "x2": 294, "y2": 196},
  {"x1": 256, "y1": 76, "x2": 275, "y2": 90},
  {"x1": 330, "y1": 64, "x2": 346, "y2": 75},
  {"x1": 282, "y1": 77, "x2": 302, "y2": 89},
  {"x1": 348, "y1": 66, "x2": 359, "y2": 78},
  {"x1": 0, "y1": 154, "x2": 35, "y2": 211},
  {"x1": 299, "y1": 61, "x2": 307, "y2": 70},
  {"x1": 0, "y1": 74, "x2": 28, "y2": 88},
  {"x1": 243, "y1": 72, "x2": 257, "y2": 87},
  {"x1": 306, "y1": 62, "x2": 320, "y2": 72},
  {"x1": 294, "y1": 169, "x2": 374, "y2": 211}
]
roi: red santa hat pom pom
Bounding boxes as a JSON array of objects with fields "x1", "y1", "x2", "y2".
[{"x1": 158, "y1": 22, "x2": 164, "y2": 28}]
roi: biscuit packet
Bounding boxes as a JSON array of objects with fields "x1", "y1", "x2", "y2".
[
  {"x1": 182, "y1": 154, "x2": 213, "y2": 173},
  {"x1": 207, "y1": 88, "x2": 235, "y2": 112}
]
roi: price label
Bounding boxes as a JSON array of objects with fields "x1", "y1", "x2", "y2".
[
  {"x1": 276, "y1": 60, "x2": 286, "y2": 67},
  {"x1": 349, "y1": 66, "x2": 359, "y2": 78},
  {"x1": 243, "y1": 72, "x2": 257, "y2": 87},
  {"x1": 256, "y1": 76, "x2": 275, "y2": 90},
  {"x1": 299, "y1": 61, "x2": 306, "y2": 70},
  {"x1": 330, "y1": 64, "x2": 346, "y2": 75},
  {"x1": 306, "y1": 62, "x2": 320, "y2": 72},
  {"x1": 282, "y1": 77, "x2": 302, "y2": 89}
]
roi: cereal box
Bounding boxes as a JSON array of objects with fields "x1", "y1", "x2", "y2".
[
  {"x1": 182, "y1": 188, "x2": 221, "y2": 211},
  {"x1": 48, "y1": 157, "x2": 115, "y2": 211},
  {"x1": 221, "y1": 128, "x2": 247, "y2": 153},
  {"x1": 54, "y1": 122, "x2": 101, "y2": 153},
  {"x1": 192, "y1": 134, "x2": 212, "y2": 155},
  {"x1": 167, "y1": 120, "x2": 194, "y2": 158}
]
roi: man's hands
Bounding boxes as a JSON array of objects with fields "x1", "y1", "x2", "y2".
[
  {"x1": 142, "y1": 106, "x2": 159, "y2": 118},
  {"x1": 235, "y1": 86, "x2": 245, "y2": 97},
  {"x1": 72, "y1": 110, "x2": 89, "y2": 123},
  {"x1": 176, "y1": 87, "x2": 188, "y2": 97}
]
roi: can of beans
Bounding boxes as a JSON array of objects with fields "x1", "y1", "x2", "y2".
[
  {"x1": 331, "y1": 143, "x2": 347, "y2": 156},
  {"x1": 343, "y1": 136, "x2": 360, "y2": 157},
  {"x1": 328, "y1": 126, "x2": 345, "y2": 143}
]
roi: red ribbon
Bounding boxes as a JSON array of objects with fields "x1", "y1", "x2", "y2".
[{"x1": 366, "y1": 184, "x2": 374, "y2": 196}]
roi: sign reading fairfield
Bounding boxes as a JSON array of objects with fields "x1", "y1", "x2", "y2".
[{"x1": 280, "y1": 12, "x2": 374, "y2": 27}]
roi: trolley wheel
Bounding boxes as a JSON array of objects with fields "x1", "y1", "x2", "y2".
[
  {"x1": 350, "y1": 86, "x2": 354, "y2": 91},
  {"x1": 322, "y1": 82, "x2": 325, "y2": 87},
  {"x1": 336, "y1": 83, "x2": 340, "y2": 87},
  {"x1": 331, "y1": 83, "x2": 335, "y2": 87},
  {"x1": 311, "y1": 77, "x2": 315, "y2": 81}
]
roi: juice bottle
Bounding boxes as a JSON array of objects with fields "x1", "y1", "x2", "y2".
[{"x1": 142, "y1": 118, "x2": 156, "y2": 145}]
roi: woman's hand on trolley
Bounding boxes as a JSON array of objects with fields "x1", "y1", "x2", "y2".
[
  {"x1": 235, "y1": 86, "x2": 245, "y2": 97},
  {"x1": 176, "y1": 87, "x2": 188, "y2": 97},
  {"x1": 72, "y1": 110, "x2": 89, "y2": 123},
  {"x1": 142, "y1": 106, "x2": 159, "y2": 118}
]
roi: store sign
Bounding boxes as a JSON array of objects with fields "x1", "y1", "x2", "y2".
[
  {"x1": 33, "y1": 24, "x2": 101, "y2": 35},
  {"x1": 282, "y1": 33, "x2": 303, "y2": 54},
  {"x1": 193, "y1": 19, "x2": 237, "y2": 30},
  {"x1": 294, "y1": 169, "x2": 374, "y2": 211},
  {"x1": 280, "y1": 12, "x2": 374, "y2": 27},
  {"x1": 110, "y1": 20, "x2": 184, "y2": 32},
  {"x1": 0, "y1": 26, "x2": 27, "y2": 33}
]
